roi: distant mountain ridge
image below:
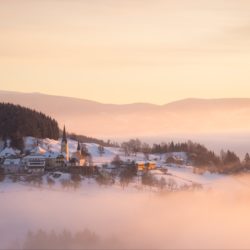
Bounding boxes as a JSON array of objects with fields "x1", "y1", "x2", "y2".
[{"x1": 1, "y1": 90, "x2": 250, "y2": 138}]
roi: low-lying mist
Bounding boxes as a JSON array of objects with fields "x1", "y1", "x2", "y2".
[{"x1": 2, "y1": 176, "x2": 250, "y2": 250}]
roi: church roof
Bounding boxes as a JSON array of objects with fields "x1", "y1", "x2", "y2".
[{"x1": 77, "y1": 141, "x2": 81, "y2": 151}]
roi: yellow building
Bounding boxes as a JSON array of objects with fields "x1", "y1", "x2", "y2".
[
  {"x1": 136, "y1": 161, "x2": 145, "y2": 171},
  {"x1": 136, "y1": 161, "x2": 157, "y2": 171},
  {"x1": 146, "y1": 161, "x2": 157, "y2": 170}
]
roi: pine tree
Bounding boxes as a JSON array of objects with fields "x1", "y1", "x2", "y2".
[{"x1": 0, "y1": 103, "x2": 59, "y2": 150}]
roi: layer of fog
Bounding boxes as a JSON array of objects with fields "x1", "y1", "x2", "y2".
[{"x1": 2, "y1": 175, "x2": 250, "y2": 249}]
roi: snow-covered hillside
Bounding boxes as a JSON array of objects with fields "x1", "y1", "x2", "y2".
[
  {"x1": 20, "y1": 137, "x2": 225, "y2": 190},
  {"x1": 24, "y1": 137, "x2": 121, "y2": 165}
]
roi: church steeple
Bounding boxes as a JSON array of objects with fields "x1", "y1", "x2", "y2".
[
  {"x1": 61, "y1": 125, "x2": 69, "y2": 161},
  {"x1": 62, "y1": 125, "x2": 67, "y2": 143},
  {"x1": 77, "y1": 141, "x2": 81, "y2": 152}
]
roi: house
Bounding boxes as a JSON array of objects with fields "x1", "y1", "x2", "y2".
[
  {"x1": 146, "y1": 161, "x2": 157, "y2": 170},
  {"x1": 166, "y1": 156, "x2": 184, "y2": 165},
  {"x1": 0, "y1": 142, "x2": 21, "y2": 172},
  {"x1": 44, "y1": 151, "x2": 66, "y2": 169},
  {"x1": 2, "y1": 157, "x2": 23, "y2": 174},
  {"x1": 23, "y1": 154, "x2": 46, "y2": 173},
  {"x1": 136, "y1": 161, "x2": 145, "y2": 171},
  {"x1": 0, "y1": 146, "x2": 18, "y2": 159},
  {"x1": 136, "y1": 161, "x2": 157, "y2": 171},
  {"x1": 23, "y1": 144, "x2": 47, "y2": 171},
  {"x1": 0, "y1": 139, "x2": 19, "y2": 158}
]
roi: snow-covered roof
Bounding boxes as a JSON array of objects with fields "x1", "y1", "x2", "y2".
[
  {"x1": 23, "y1": 154, "x2": 46, "y2": 160},
  {"x1": 44, "y1": 151, "x2": 62, "y2": 158},
  {"x1": 0, "y1": 147, "x2": 17, "y2": 157},
  {"x1": 3, "y1": 158, "x2": 21, "y2": 165},
  {"x1": 165, "y1": 152, "x2": 188, "y2": 161},
  {"x1": 31, "y1": 146, "x2": 46, "y2": 155}
]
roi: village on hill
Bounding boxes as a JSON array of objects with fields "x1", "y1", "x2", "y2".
[
  {"x1": 0, "y1": 127, "x2": 86, "y2": 173},
  {"x1": 0, "y1": 103, "x2": 246, "y2": 191},
  {"x1": 0, "y1": 126, "x2": 158, "y2": 173},
  {"x1": 0, "y1": 126, "x2": 225, "y2": 191}
]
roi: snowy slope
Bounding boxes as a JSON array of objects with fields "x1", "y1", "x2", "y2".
[
  {"x1": 21, "y1": 137, "x2": 227, "y2": 189},
  {"x1": 24, "y1": 137, "x2": 120, "y2": 164}
]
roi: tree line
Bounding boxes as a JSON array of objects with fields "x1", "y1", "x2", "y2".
[
  {"x1": 121, "y1": 139, "x2": 250, "y2": 174},
  {"x1": 0, "y1": 103, "x2": 59, "y2": 150}
]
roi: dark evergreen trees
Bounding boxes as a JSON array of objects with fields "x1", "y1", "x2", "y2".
[{"x1": 0, "y1": 103, "x2": 59, "y2": 149}]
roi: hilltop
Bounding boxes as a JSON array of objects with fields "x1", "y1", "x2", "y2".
[{"x1": 0, "y1": 103, "x2": 59, "y2": 149}]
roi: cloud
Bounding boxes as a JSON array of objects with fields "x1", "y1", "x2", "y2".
[{"x1": 3, "y1": 176, "x2": 250, "y2": 249}]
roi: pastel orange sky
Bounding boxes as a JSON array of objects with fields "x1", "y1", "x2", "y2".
[{"x1": 1, "y1": 0, "x2": 250, "y2": 104}]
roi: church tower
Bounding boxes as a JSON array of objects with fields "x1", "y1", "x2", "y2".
[
  {"x1": 77, "y1": 141, "x2": 81, "y2": 153},
  {"x1": 61, "y1": 125, "x2": 69, "y2": 161}
]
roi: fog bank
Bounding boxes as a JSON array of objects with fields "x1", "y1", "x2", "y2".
[{"x1": 1, "y1": 177, "x2": 250, "y2": 249}]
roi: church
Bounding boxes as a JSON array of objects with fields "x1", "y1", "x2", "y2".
[
  {"x1": 70, "y1": 141, "x2": 86, "y2": 167},
  {"x1": 61, "y1": 126, "x2": 86, "y2": 167}
]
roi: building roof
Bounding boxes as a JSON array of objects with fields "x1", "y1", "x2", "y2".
[
  {"x1": 23, "y1": 154, "x2": 46, "y2": 160},
  {"x1": 44, "y1": 151, "x2": 61, "y2": 158},
  {"x1": 31, "y1": 146, "x2": 46, "y2": 155},
  {"x1": 136, "y1": 161, "x2": 156, "y2": 164},
  {"x1": 0, "y1": 147, "x2": 17, "y2": 157},
  {"x1": 3, "y1": 158, "x2": 21, "y2": 165}
]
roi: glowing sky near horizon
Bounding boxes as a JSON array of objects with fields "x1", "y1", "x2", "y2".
[{"x1": 0, "y1": 0, "x2": 250, "y2": 104}]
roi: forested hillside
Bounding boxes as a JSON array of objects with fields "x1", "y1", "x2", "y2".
[{"x1": 0, "y1": 103, "x2": 59, "y2": 149}]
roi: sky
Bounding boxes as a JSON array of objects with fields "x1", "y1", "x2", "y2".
[{"x1": 0, "y1": 0, "x2": 250, "y2": 104}]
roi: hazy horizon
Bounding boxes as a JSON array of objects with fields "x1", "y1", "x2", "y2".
[{"x1": 3, "y1": 89, "x2": 250, "y2": 105}]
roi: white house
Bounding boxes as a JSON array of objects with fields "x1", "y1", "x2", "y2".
[
  {"x1": 2, "y1": 158, "x2": 22, "y2": 174},
  {"x1": 23, "y1": 154, "x2": 46, "y2": 173},
  {"x1": 0, "y1": 147, "x2": 17, "y2": 158}
]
